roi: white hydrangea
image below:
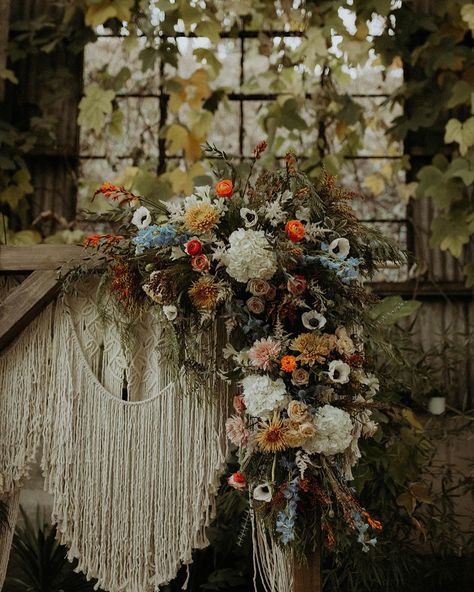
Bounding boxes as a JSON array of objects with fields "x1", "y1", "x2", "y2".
[
  {"x1": 302, "y1": 404, "x2": 353, "y2": 456},
  {"x1": 241, "y1": 374, "x2": 288, "y2": 418},
  {"x1": 222, "y1": 228, "x2": 277, "y2": 283}
]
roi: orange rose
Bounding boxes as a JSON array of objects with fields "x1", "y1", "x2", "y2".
[
  {"x1": 281, "y1": 355, "x2": 297, "y2": 373},
  {"x1": 285, "y1": 220, "x2": 305, "y2": 242},
  {"x1": 216, "y1": 179, "x2": 233, "y2": 198}
]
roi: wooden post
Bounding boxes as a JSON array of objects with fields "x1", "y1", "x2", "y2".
[{"x1": 293, "y1": 546, "x2": 321, "y2": 592}]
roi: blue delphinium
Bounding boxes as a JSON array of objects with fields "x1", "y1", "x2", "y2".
[
  {"x1": 132, "y1": 224, "x2": 187, "y2": 254},
  {"x1": 351, "y1": 510, "x2": 377, "y2": 552},
  {"x1": 318, "y1": 242, "x2": 360, "y2": 284},
  {"x1": 276, "y1": 478, "x2": 300, "y2": 545}
]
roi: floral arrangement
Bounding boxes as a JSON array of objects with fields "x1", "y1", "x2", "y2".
[{"x1": 85, "y1": 142, "x2": 403, "y2": 557}]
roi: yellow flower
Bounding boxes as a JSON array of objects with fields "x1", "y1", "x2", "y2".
[
  {"x1": 290, "y1": 332, "x2": 337, "y2": 365},
  {"x1": 255, "y1": 414, "x2": 291, "y2": 453},
  {"x1": 189, "y1": 275, "x2": 226, "y2": 310},
  {"x1": 184, "y1": 203, "x2": 220, "y2": 234}
]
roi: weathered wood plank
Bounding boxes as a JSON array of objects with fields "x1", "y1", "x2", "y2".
[
  {"x1": 0, "y1": 245, "x2": 84, "y2": 270},
  {"x1": 293, "y1": 547, "x2": 321, "y2": 592},
  {"x1": 0, "y1": 270, "x2": 60, "y2": 350}
]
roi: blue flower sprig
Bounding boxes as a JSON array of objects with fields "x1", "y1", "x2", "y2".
[
  {"x1": 276, "y1": 478, "x2": 300, "y2": 545},
  {"x1": 318, "y1": 242, "x2": 360, "y2": 284},
  {"x1": 132, "y1": 224, "x2": 188, "y2": 254}
]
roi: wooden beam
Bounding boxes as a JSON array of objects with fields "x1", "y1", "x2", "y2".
[
  {"x1": 0, "y1": 245, "x2": 84, "y2": 271},
  {"x1": 0, "y1": 270, "x2": 60, "y2": 350}
]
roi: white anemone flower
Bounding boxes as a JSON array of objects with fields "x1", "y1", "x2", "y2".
[
  {"x1": 163, "y1": 305, "x2": 178, "y2": 321},
  {"x1": 329, "y1": 237, "x2": 350, "y2": 259},
  {"x1": 253, "y1": 482, "x2": 273, "y2": 502},
  {"x1": 328, "y1": 360, "x2": 351, "y2": 384},
  {"x1": 131, "y1": 206, "x2": 151, "y2": 229},
  {"x1": 301, "y1": 310, "x2": 327, "y2": 330},
  {"x1": 240, "y1": 207, "x2": 258, "y2": 227}
]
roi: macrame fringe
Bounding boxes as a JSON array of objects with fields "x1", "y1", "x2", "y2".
[
  {"x1": 0, "y1": 280, "x2": 231, "y2": 592},
  {"x1": 251, "y1": 504, "x2": 293, "y2": 592}
]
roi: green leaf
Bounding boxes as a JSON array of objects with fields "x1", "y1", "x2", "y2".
[
  {"x1": 111, "y1": 66, "x2": 131, "y2": 91},
  {"x1": 444, "y1": 117, "x2": 474, "y2": 156},
  {"x1": 139, "y1": 47, "x2": 159, "y2": 72},
  {"x1": 194, "y1": 48, "x2": 222, "y2": 77},
  {"x1": 9, "y1": 229, "x2": 42, "y2": 245},
  {"x1": 194, "y1": 20, "x2": 221, "y2": 44},
  {"x1": 370, "y1": 296, "x2": 421, "y2": 325},
  {"x1": 84, "y1": 0, "x2": 133, "y2": 27},
  {"x1": 461, "y1": 3, "x2": 474, "y2": 31},
  {"x1": 0, "y1": 69, "x2": 19, "y2": 84},
  {"x1": 445, "y1": 157, "x2": 474, "y2": 186},
  {"x1": 0, "y1": 168, "x2": 33, "y2": 208},
  {"x1": 464, "y1": 262, "x2": 474, "y2": 288},
  {"x1": 416, "y1": 164, "x2": 462, "y2": 208},
  {"x1": 446, "y1": 80, "x2": 473, "y2": 108},
  {"x1": 109, "y1": 109, "x2": 124, "y2": 137},
  {"x1": 78, "y1": 83, "x2": 115, "y2": 133},
  {"x1": 280, "y1": 98, "x2": 308, "y2": 131},
  {"x1": 430, "y1": 210, "x2": 471, "y2": 258}
]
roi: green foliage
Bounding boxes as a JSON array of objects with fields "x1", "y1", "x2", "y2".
[
  {"x1": 374, "y1": 0, "x2": 474, "y2": 282},
  {"x1": 5, "y1": 508, "x2": 100, "y2": 592}
]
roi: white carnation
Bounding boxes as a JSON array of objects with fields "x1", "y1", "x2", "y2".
[
  {"x1": 241, "y1": 374, "x2": 288, "y2": 418},
  {"x1": 222, "y1": 228, "x2": 277, "y2": 283},
  {"x1": 303, "y1": 404, "x2": 353, "y2": 456}
]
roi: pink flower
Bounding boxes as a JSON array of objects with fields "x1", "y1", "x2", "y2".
[
  {"x1": 226, "y1": 415, "x2": 249, "y2": 446},
  {"x1": 233, "y1": 394, "x2": 246, "y2": 413},
  {"x1": 228, "y1": 471, "x2": 247, "y2": 490},
  {"x1": 191, "y1": 254, "x2": 210, "y2": 272},
  {"x1": 248, "y1": 337, "x2": 281, "y2": 371},
  {"x1": 287, "y1": 274, "x2": 307, "y2": 296}
]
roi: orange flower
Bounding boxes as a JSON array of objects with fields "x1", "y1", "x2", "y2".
[
  {"x1": 362, "y1": 511, "x2": 383, "y2": 531},
  {"x1": 216, "y1": 179, "x2": 233, "y2": 198},
  {"x1": 84, "y1": 234, "x2": 124, "y2": 249},
  {"x1": 285, "y1": 220, "x2": 305, "y2": 242},
  {"x1": 281, "y1": 355, "x2": 297, "y2": 373}
]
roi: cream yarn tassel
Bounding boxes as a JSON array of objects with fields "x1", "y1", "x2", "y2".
[
  {"x1": 251, "y1": 504, "x2": 293, "y2": 592},
  {"x1": 0, "y1": 280, "x2": 231, "y2": 592}
]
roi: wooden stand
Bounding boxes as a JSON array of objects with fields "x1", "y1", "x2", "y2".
[
  {"x1": 293, "y1": 547, "x2": 321, "y2": 592},
  {"x1": 0, "y1": 245, "x2": 85, "y2": 350}
]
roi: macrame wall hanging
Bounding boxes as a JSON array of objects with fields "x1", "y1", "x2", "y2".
[{"x1": 0, "y1": 278, "x2": 231, "y2": 592}]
